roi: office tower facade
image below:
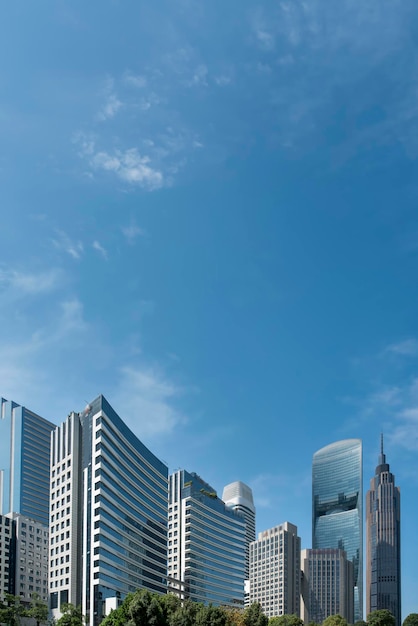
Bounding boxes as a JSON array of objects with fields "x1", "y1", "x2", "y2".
[
  {"x1": 312, "y1": 439, "x2": 363, "y2": 621},
  {"x1": 49, "y1": 395, "x2": 168, "y2": 626},
  {"x1": 168, "y1": 470, "x2": 246, "y2": 607},
  {"x1": 0, "y1": 513, "x2": 49, "y2": 605},
  {"x1": 0, "y1": 398, "x2": 55, "y2": 526},
  {"x1": 249, "y1": 522, "x2": 301, "y2": 618},
  {"x1": 366, "y1": 436, "x2": 401, "y2": 626},
  {"x1": 300, "y1": 548, "x2": 354, "y2": 625},
  {"x1": 0, "y1": 514, "x2": 14, "y2": 603},
  {"x1": 222, "y1": 481, "x2": 256, "y2": 579}
]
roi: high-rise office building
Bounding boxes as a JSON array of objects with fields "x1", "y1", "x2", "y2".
[
  {"x1": 366, "y1": 436, "x2": 401, "y2": 626},
  {"x1": 222, "y1": 481, "x2": 256, "y2": 579},
  {"x1": 312, "y1": 439, "x2": 363, "y2": 621},
  {"x1": 249, "y1": 522, "x2": 301, "y2": 618},
  {"x1": 0, "y1": 398, "x2": 55, "y2": 526},
  {"x1": 0, "y1": 513, "x2": 49, "y2": 605},
  {"x1": 0, "y1": 514, "x2": 14, "y2": 603},
  {"x1": 300, "y1": 548, "x2": 354, "y2": 625},
  {"x1": 49, "y1": 395, "x2": 168, "y2": 626},
  {"x1": 168, "y1": 470, "x2": 246, "y2": 607}
]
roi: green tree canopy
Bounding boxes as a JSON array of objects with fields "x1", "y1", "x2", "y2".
[
  {"x1": 56, "y1": 603, "x2": 84, "y2": 626},
  {"x1": 403, "y1": 615, "x2": 418, "y2": 626},
  {"x1": 26, "y1": 593, "x2": 49, "y2": 626},
  {"x1": 269, "y1": 616, "x2": 303, "y2": 626},
  {"x1": 0, "y1": 594, "x2": 26, "y2": 626},
  {"x1": 367, "y1": 610, "x2": 396, "y2": 626},
  {"x1": 195, "y1": 605, "x2": 228, "y2": 626},
  {"x1": 322, "y1": 615, "x2": 348, "y2": 626},
  {"x1": 243, "y1": 604, "x2": 268, "y2": 626}
]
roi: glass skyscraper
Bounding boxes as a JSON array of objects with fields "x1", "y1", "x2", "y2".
[
  {"x1": 0, "y1": 397, "x2": 55, "y2": 525},
  {"x1": 168, "y1": 470, "x2": 246, "y2": 606},
  {"x1": 49, "y1": 395, "x2": 168, "y2": 626},
  {"x1": 366, "y1": 436, "x2": 401, "y2": 626},
  {"x1": 312, "y1": 439, "x2": 363, "y2": 621}
]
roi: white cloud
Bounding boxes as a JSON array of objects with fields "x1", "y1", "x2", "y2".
[
  {"x1": 255, "y1": 29, "x2": 275, "y2": 51},
  {"x1": 97, "y1": 76, "x2": 123, "y2": 121},
  {"x1": 186, "y1": 64, "x2": 208, "y2": 87},
  {"x1": 123, "y1": 71, "x2": 147, "y2": 88},
  {"x1": 112, "y1": 365, "x2": 185, "y2": 438},
  {"x1": 121, "y1": 223, "x2": 146, "y2": 244},
  {"x1": 52, "y1": 231, "x2": 84, "y2": 260},
  {"x1": 90, "y1": 147, "x2": 164, "y2": 190},
  {"x1": 0, "y1": 268, "x2": 60, "y2": 295},
  {"x1": 97, "y1": 93, "x2": 123, "y2": 121},
  {"x1": 385, "y1": 339, "x2": 418, "y2": 357},
  {"x1": 57, "y1": 298, "x2": 88, "y2": 336},
  {"x1": 92, "y1": 240, "x2": 108, "y2": 259},
  {"x1": 359, "y1": 376, "x2": 418, "y2": 452}
]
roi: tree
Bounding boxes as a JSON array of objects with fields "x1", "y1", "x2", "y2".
[
  {"x1": 243, "y1": 604, "x2": 268, "y2": 626},
  {"x1": 269, "y1": 617, "x2": 303, "y2": 626},
  {"x1": 322, "y1": 616, "x2": 348, "y2": 626},
  {"x1": 170, "y1": 600, "x2": 200, "y2": 626},
  {"x1": 403, "y1": 615, "x2": 418, "y2": 626},
  {"x1": 56, "y1": 603, "x2": 84, "y2": 626},
  {"x1": 195, "y1": 605, "x2": 228, "y2": 626},
  {"x1": 100, "y1": 594, "x2": 134, "y2": 626},
  {"x1": 0, "y1": 594, "x2": 26, "y2": 626},
  {"x1": 367, "y1": 610, "x2": 396, "y2": 626},
  {"x1": 26, "y1": 593, "x2": 49, "y2": 626}
]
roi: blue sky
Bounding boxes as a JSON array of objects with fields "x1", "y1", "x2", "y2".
[{"x1": 1, "y1": 0, "x2": 418, "y2": 618}]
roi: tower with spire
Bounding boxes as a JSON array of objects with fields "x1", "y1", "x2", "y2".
[{"x1": 366, "y1": 435, "x2": 401, "y2": 626}]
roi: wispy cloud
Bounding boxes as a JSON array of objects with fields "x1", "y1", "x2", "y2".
[
  {"x1": 52, "y1": 230, "x2": 84, "y2": 260},
  {"x1": 112, "y1": 365, "x2": 186, "y2": 438},
  {"x1": 186, "y1": 64, "x2": 208, "y2": 87},
  {"x1": 357, "y1": 376, "x2": 418, "y2": 452},
  {"x1": 123, "y1": 71, "x2": 147, "y2": 88},
  {"x1": 97, "y1": 77, "x2": 123, "y2": 121},
  {"x1": 384, "y1": 339, "x2": 418, "y2": 357},
  {"x1": 0, "y1": 267, "x2": 60, "y2": 295},
  {"x1": 121, "y1": 223, "x2": 146, "y2": 244},
  {"x1": 75, "y1": 134, "x2": 164, "y2": 190},
  {"x1": 92, "y1": 240, "x2": 108, "y2": 259},
  {"x1": 90, "y1": 147, "x2": 164, "y2": 189}
]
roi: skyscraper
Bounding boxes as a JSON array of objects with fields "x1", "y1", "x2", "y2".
[
  {"x1": 0, "y1": 398, "x2": 55, "y2": 526},
  {"x1": 249, "y1": 522, "x2": 301, "y2": 618},
  {"x1": 312, "y1": 439, "x2": 363, "y2": 621},
  {"x1": 300, "y1": 548, "x2": 354, "y2": 625},
  {"x1": 168, "y1": 469, "x2": 246, "y2": 607},
  {"x1": 49, "y1": 395, "x2": 168, "y2": 626},
  {"x1": 222, "y1": 481, "x2": 255, "y2": 579},
  {"x1": 366, "y1": 436, "x2": 401, "y2": 626}
]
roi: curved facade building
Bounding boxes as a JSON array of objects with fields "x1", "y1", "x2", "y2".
[
  {"x1": 222, "y1": 481, "x2": 255, "y2": 578},
  {"x1": 312, "y1": 439, "x2": 363, "y2": 621}
]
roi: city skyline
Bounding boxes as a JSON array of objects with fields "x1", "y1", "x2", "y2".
[
  {"x1": 0, "y1": 392, "x2": 413, "y2": 619},
  {"x1": 1, "y1": 0, "x2": 418, "y2": 620}
]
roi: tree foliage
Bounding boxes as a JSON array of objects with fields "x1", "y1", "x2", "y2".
[
  {"x1": 243, "y1": 604, "x2": 268, "y2": 626},
  {"x1": 56, "y1": 603, "x2": 84, "y2": 626},
  {"x1": 367, "y1": 610, "x2": 396, "y2": 626},
  {"x1": 322, "y1": 616, "x2": 347, "y2": 626},
  {"x1": 26, "y1": 593, "x2": 49, "y2": 626},
  {"x1": 0, "y1": 594, "x2": 26, "y2": 626},
  {"x1": 403, "y1": 615, "x2": 418, "y2": 626},
  {"x1": 269, "y1": 616, "x2": 303, "y2": 626}
]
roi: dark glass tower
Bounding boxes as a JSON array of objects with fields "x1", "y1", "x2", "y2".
[
  {"x1": 366, "y1": 435, "x2": 401, "y2": 626},
  {"x1": 312, "y1": 439, "x2": 363, "y2": 621},
  {"x1": 0, "y1": 398, "x2": 55, "y2": 525}
]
